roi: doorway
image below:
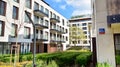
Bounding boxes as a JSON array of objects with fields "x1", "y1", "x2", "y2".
[{"x1": 44, "y1": 44, "x2": 47, "y2": 52}]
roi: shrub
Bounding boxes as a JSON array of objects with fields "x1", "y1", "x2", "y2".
[
  {"x1": 116, "y1": 55, "x2": 120, "y2": 65},
  {"x1": 26, "y1": 60, "x2": 58, "y2": 67},
  {"x1": 76, "y1": 52, "x2": 92, "y2": 66},
  {"x1": 96, "y1": 62, "x2": 111, "y2": 67}
]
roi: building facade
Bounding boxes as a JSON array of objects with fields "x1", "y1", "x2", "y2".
[
  {"x1": 69, "y1": 17, "x2": 92, "y2": 49},
  {"x1": 0, "y1": 0, "x2": 69, "y2": 54},
  {"x1": 92, "y1": 0, "x2": 120, "y2": 66}
]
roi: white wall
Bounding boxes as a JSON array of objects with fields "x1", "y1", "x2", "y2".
[{"x1": 94, "y1": 0, "x2": 116, "y2": 66}]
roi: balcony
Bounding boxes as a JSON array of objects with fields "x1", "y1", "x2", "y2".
[
  {"x1": 50, "y1": 37, "x2": 57, "y2": 43},
  {"x1": 50, "y1": 27, "x2": 66, "y2": 34},
  {"x1": 50, "y1": 18, "x2": 60, "y2": 23},
  {"x1": 34, "y1": 10, "x2": 48, "y2": 17},
  {"x1": 36, "y1": 34, "x2": 48, "y2": 42},
  {"x1": 107, "y1": 14, "x2": 120, "y2": 24},
  {"x1": 56, "y1": 38, "x2": 65, "y2": 43},
  {"x1": 35, "y1": 22, "x2": 48, "y2": 29}
]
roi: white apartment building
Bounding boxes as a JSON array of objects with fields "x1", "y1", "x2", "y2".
[
  {"x1": 92, "y1": 0, "x2": 120, "y2": 66},
  {"x1": 69, "y1": 17, "x2": 92, "y2": 49},
  {"x1": 0, "y1": 0, "x2": 69, "y2": 54}
]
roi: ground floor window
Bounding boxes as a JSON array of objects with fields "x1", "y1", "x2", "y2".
[{"x1": 0, "y1": 42, "x2": 10, "y2": 54}]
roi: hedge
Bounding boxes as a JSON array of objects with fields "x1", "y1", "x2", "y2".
[
  {"x1": 0, "y1": 51, "x2": 92, "y2": 67},
  {"x1": 76, "y1": 52, "x2": 92, "y2": 66}
]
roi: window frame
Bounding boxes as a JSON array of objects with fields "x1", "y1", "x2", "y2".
[
  {"x1": 24, "y1": 11, "x2": 31, "y2": 23},
  {"x1": 25, "y1": 0, "x2": 32, "y2": 9},
  {"x1": 12, "y1": 6, "x2": 19, "y2": 20},
  {"x1": 24, "y1": 27, "x2": 31, "y2": 39},
  {"x1": 11, "y1": 23, "x2": 18, "y2": 38},
  {"x1": 0, "y1": 21, "x2": 5, "y2": 36},
  {"x1": 0, "y1": 1, "x2": 6, "y2": 16}
]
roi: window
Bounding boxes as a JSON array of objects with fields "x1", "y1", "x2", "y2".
[
  {"x1": 66, "y1": 29, "x2": 68, "y2": 33},
  {"x1": 40, "y1": 18, "x2": 43, "y2": 25},
  {"x1": 34, "y1": 15, "x2": 39, "y2": 24},
  {"x1": 45, "y1": 20, "x2": 49, "y2": 27},
  {"x1": 82, "y1": 23, "x2": 87, "y2": 26},
  {"x1": 13, "y1": 0, "x2": 19, "y2": 3},
  {"x1": 50, "y1": 11, "x2": 52, "y2": 18},
  {"x1": 84, "y1": 31, "x2": 87, "y2": 34},
  {"x1": 27, "y1": 44, "x2": 29, "y2": 52},
  {"x1": 62, "y1": 19, "x2": 65, "y2": 26},
  {"x1": 12, "y1": 6, "x2": 19, "y2": 19},
  {"x1": 25, "y1": 0, "x2": 32, "y2": 9},
  {"x1": 83, "y1": 40, "x2": 87, "y2": 44},
  {"x1": 77, "y1": 24, "x2": 80, "y2": 26},
  {"x1": 45, "y1": 32, "x2": 48, "y2": 40},
  {"x1": 40, "y1": 5, "x2": 44, "y2": 12},
  {"x1": 0, "y1": 1, "x2": 6, "y2": 16},
  {"x1": 24, "y1": 11, "x2": 31, "y2": 22},
  {"x1": 34, "y1": 2, "x2": 39, "y2": 10},
  {"x1": 72, "y1": 24, "x2": 76, "y2": 26},
  {"x1": 57, "y1": 16, "x2": 60, "y2": 21},
  {"x1": 24, "y1": 27, "x2": 30, "y2": 39},
  {"x1": 0, "y1": 21, "x2": 4, "y2": 36},
  {"x1": 82, "y1": 27, "x2": 87, "y2": 30},
  {"x1": 11, "y1": 24, "x2": 17, "y2": 37},
  {"x1": 66, "y1": 37, "x2": 68, "y2": 41},
  {"x1": 45, "y1": 8, "x2": 49, "y2": 17},
  {"x1": 53, "y1": 13, "x2": 56, "y2": 18}
]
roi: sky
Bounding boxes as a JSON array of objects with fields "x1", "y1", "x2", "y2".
[{"x1": 45, "y1": 0, "x2": 92, "y2": 19}]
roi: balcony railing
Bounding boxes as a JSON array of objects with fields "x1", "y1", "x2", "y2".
[
  {"x1": 36, "y1": 34, "x2": 48, "y2": 41},
  {"x1": 50, "y1": 18, "x2": 60, "y2": 23},
  {"x1": 34, "y1": 10, "x2": 48, "y2": 17},
  {"x1": 35, "y1": 21, "x2": 48, "y2": 29},
  {"x1": 107, "y1": 14, "x2": 120, "y2": 24},
  {"x1": 50, "y1": 27, "x2": 66, "y2": 34}
]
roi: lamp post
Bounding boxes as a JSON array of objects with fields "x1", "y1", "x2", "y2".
[{"x1": 25, "y1": 11, "x2": 36, "y2": 67}]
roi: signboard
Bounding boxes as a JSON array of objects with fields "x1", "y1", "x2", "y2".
[{"x1": 99, "y1": 28, "x2": 105, "y2": 34}]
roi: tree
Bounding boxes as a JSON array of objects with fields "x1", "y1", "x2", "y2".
[
  {"x1": 4, "y1": 0, "x2": 32, "y2": 67},
  {"x1": 69, "y1": 26, "x2": 86, "y2": 46}
]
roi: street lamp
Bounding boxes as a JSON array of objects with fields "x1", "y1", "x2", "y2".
[{"x1": 25, "y1": 11, "x2": 36, "y2": 67}]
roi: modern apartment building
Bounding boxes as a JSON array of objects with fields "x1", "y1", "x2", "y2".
[
  {"x1": 69, "y1": 17, "x2": 92, "y2": 49},
  {"x1": 92, "y1": 0, "x2": 120, "y2": 66},
  {"x1": 0, "y1": 0, "x2": 69, "y2": 54}
]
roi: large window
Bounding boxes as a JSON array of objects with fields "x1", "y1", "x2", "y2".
[
  {"x1": 0, "y1": 21, "x2": 4, "y2": 36},
  {"x1": 82, "y1": 23, "x2": 87, "y2": 26},
  {"x1": 45, "y1": 8, "x2": 49, "y2": 17},
  {"x1": 0, "y1": 1, "x2": 6, "y2": 16},
  {"x1": 12, "y1": 6, "x2": 19, "y2": 19},
  {"x1": 24, "y1": 11, "x2": 31, "y2": 22},
  {"x1": 25, "y1": 0, "x2": 32, "y2": 9},
  {"x1": 11, "y1": 24, "x2": 17, "y2": 37},
  {"x1": 40, "y1": 5, "x2": 44, "y2": 12},
  {"x1": 34, "y1": 15, "x2": 39, "y2": 24},
  {"x1": 45, "y1": 20, "x2": 49, "y2": 27},
  {"x1": 24, "y1": 27, "x2": 30, "y2": 39},
  {"x1": 34, "y1": 2, "x2": 39, "y2": 10}
]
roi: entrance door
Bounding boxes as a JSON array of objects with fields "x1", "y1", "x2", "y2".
[
  {"x1": 114, "y1": 34, "x2": 120, "y2": 55},
  {"x1": 44, "y1": 44, "x2": 47, "y2": 52},
  {"x1": 92, "y1": 37, "x2": 97, "y2": 67}
]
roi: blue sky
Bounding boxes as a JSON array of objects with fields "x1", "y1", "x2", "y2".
[{"x1": 45, "y1": 0, "x2": 91, "y2": 19}]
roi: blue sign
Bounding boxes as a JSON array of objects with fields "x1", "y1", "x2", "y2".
[{"x1": 99, "y1": 28, "x2": 105, "y2": 34}]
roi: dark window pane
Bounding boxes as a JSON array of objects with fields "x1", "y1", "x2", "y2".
[
  {"x1": 12, "y1": 6, "x2": 19, "y2": 19},
  {"x1": 0, "y1": 1, "x2": 6, "y2": 16}
]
